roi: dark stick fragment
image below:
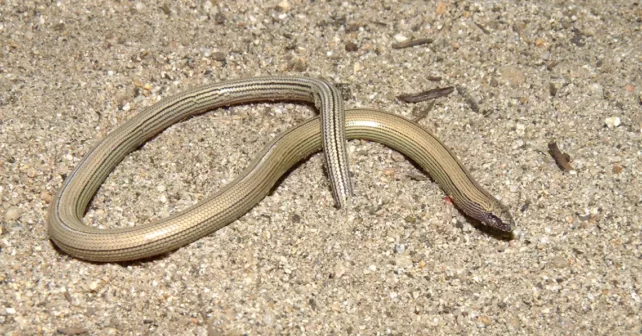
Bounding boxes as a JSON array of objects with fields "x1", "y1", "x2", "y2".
[
  {"x1": 474, "y1": 22, "x2": 490, "y2": 34},
  {"x1": 548, "y1": 142, "x2": 574, "y2": 171},
  {"x1": 391, "y1": 38, "x2": 433, "y2": 49},
  {"x1": 455, "y1": 85, "x2": 480, "y2": 113},
  {"x1": 397, "y1": 87, "x2": 454, "y2": 103}
]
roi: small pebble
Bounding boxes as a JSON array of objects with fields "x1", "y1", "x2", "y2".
[
  {"x1": 57, "y1": 327, "x2": 90, "y2": 335},
  {"x1": 551, "y1": 255, "x2": 568, "y2": 268},
  {"x1": 404, "y1": 215, "x2": 417, "y2": 224},
  {"x1": 391, "y1": 152, "x2": 405, "y2": 162},
  {"x1": 512, "y1": 139, "x2": 524, "y2": 149},
  {"x1": 89, "y1": 281, "x2": 99, "y2": 292},
  {"x1": 395, "y1": 256, "x2": 413, "y2": 269},
  {"x1": 499, "y1": 66, "x2": 526, "y2": 86},
  {"x1": 288, "y1": 57, "x2": 307, "y2": 72},
  {"x1": 40, "y1": 191, "x2": 52, "y2": 203},
  {"x1": 589, "y1": 83, "x2": 603, "y2": 96},
  {"x1": 277, "y1": 0, "x2": 291, "y2": 11},
  {"x1": 345, "y1": 41, "x2": 358, "y2": 52},
  {"x1": 26, "y1": 168, "x2": 37, "y2": 178},
  {"x1": 334, "y1": 263, "x2": 346, "y2": 279},
  {"x1": 211, "y1": 52, "x2": 226, "y2": 62},
  {"x1": 6, "y1": 307, "x2": 16, "y2": 315},
  {"x1": 508, "y1": 317, "x2": 521, "y2": 328},
  {"x1": 383, "y1": 168, "x2": 395, "y2": 177},
  {"x1": 264, "y1": 312, "x2": 274, "y2": 325},
  {"x1": 5, "y1": 207, "x2": 22, "y2": 221},
  {"x1": 334, "y1": 263, "x2": 346, "y2": 278},
  {"x1": 604, "y1": 116, "x2": 621, "y2": 128},
  {"x1": 612, "y1": 164, "x2": 623, "y2": 174},
  {"x1": 202, "y1": 1, "x2": 212, "y2": 12},
  {"x1": 214, "y1": 12, "x2": 226, "y2": 24}
]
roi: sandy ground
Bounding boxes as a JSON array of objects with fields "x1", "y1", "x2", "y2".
[{"x1": 1, "y1": 0, "x2": 641, "y2": 334}]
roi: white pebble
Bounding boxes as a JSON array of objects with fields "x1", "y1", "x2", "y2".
[
  {"x1": 89, "y1": 281, "x2": 99, "y2": 291},
  {"x1": 264, "y1": 312, "x2": 274, "y2": 325},
  {"x1": 334, "y1": 262, "x2": 347, "y2": 278},
  {"x1": 353, "y1": 62, "x2": 362, "y2": 74},
  {"x1": 394, "y1": 34, "x2": 408, "y2": 42},
  {"x1": 277, "y1": 0, "x2": 290, "y2": 11},
  {"x1": 512, "y1": 140, "x2": 524, "y2": 149},
  {"x1": 604, "y1": 116, "x2": 621, "y2": 128}
]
